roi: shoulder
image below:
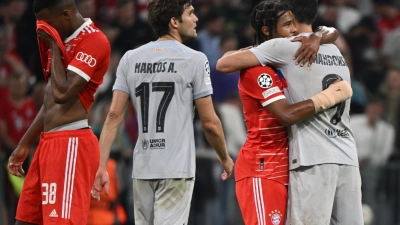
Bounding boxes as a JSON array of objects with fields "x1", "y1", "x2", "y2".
[{"x1": 243, "y1": 65, "x2": 276, "y2": 76}]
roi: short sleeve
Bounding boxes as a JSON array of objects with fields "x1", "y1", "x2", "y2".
[
  {"x1": 191, "y1": 53, "x2": 213, "y2": 100},
  {"x1": 67, "y1": 33, "x2": 111, "y2": 81},
  {"x1": 113, "y1": 52, "x2": 130, "y2": 95},
  {"x1": 249, "y1": 37, "x2": 297, "y2": 68},
  {"x1": 240, "y1": 66, "x2": 285, "y2": 107}
]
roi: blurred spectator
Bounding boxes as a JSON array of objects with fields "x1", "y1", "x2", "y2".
[
  {"x1": 0, "y1": 24, "x2": 30, "y2": 101},
  {"x1": 0, "y1": 72, "x2": 37, "y2": 157},
  {"x1": 87, "y1": 159, "x2": 127, "y2": 225},
  {"x1": 372, "y1": 0, "x2": 400, "y2": 49},
  {"x1": 211, "y1": 34, "x2": 240, "y2": 103},
  {"x1": 381, "y1": 27, "x2": 400, "y2": 68},
  {"x1": 350, "y1": 99, "x2": 395, "y2": 225},
  {"x1": 0, "y1": 72, "x2": 37, "y2": 225},
  {"x1": 215, "y1": 93, "x2": 246, "y2": 224},
  {"x1": 104, "y1": 0, "x2": 156, "y2": 54},
  {"x1": 218, "y1": 0, "x2": 250, "y2": 35},
  {"x1": 197, "y1": 9, "x2": 225, "y2": 67},
  {"x1": 95, "y1": 0, "x2": 117, "y2": 26},
  {"x1": 345, "y1": 16, "x2": 379, "y2": 79},
  {"x1": 237, "y1": 22, "x2": 254, "y2": 48},
  {"x1": 315, "y1": 1, "x2": 361, "y2": 34},
  {"x1": 76, "y1": 0, "x2": 97, "y2": 22},
  {"x1": 1, "y1": 0, "x2": 28, "y2": 52},
  {"x1": 379, "y1": 67, "x2": 400, "y2": 152}
]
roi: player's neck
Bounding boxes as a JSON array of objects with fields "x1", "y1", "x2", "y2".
[
  {"x1": 68, "y1": 14, "x2": 86, "y2": 38},
  {"x1": 158, "y1": 33, "x2": 182, "y2": 43},
  {"x1": 296, "y1": 23, "x2": 313, "y2": 33}
]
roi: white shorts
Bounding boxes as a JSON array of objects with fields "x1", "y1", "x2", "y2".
[
  {"x1": 133, "y1": 178, "x2": 195, "y2": 225},
  {"x1": 286, "y1": 164, "x2": 363, "y2": 225}
]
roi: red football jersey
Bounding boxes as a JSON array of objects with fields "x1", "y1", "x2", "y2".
[
  {"x1": 64, "y1": 19, "x2": 110, "y2": 112},
  {"x1": 0, "y1": 98, "x2": 37, "y2": 149},
  {"x1": 235, "y1": 65, "x2": 289, "y2": 185}
]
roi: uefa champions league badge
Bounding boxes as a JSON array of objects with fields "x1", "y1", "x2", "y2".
[
  {"x1": 269, "y1": 210, "x2": 282, "y2": 225},
  {"x1": 257, "y1": 73, "x2": 273, "y2": 88}
]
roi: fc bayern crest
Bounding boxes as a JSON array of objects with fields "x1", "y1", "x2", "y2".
[
  {"x1": 269, "y1": 210, "x2": 282, "y2": 225},
  {"x1": 257, "y1": 73, "x2": 273, "y2": 88}
]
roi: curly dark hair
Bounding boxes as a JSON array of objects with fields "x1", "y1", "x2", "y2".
[
  {"x1": 250, "y1": 0, "x2": 290, "y2": 46},
  {"x1": 147, "y1": 0, "x2": 192, "y2": 37}
]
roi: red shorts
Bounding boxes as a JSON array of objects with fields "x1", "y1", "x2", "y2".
[
  {"x1": 16, "y1": 129, "x2": 100, "y2": 225},
  {"x1": 236, "y1": 177, "x2": 287, "y2": 225}
]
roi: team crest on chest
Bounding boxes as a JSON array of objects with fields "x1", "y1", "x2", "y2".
[
  {"x1": 257, "y1": 73, "x2": 273, "y2": 88},
  {"x1": 269, "y1": 210, "x2": 282, "y2": 225}
]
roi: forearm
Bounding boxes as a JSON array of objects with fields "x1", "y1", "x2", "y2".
[
  {"x1": 98, "y1": 112, "x2": 124, "y2": 168},
  {"x1": 18, "y1": 106, "x2": 45, "y2": 148},
  {"x1": 268, "y1": 100, "x2": 315, "y2": 126},
  {"x1": 202, "y1": 119, "x2": 229, "y2": 160},
  {"x1": 316, "y1": 26, "x2": 338, "y2": 44},
  {"x1": 49, "y1": 46, "x2": 70, "y2": 98}
]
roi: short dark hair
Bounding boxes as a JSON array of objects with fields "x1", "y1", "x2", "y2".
[
  {"x1": 33, "y1": 0, "x2": 73, "y2": 14},
  {"x1": 147, "y1": 0, "x2": 192, "y2": 37},
  {"x1": 250, "y1": 0, "x2": 290, "y2": 46},
  {"x1": 283, "y1": 0, "x2": 317, "y2": 25}
]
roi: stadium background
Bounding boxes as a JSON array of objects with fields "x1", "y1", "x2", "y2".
[{"x1": 0, "y1": 0, "x2": 399, "y2": 224}]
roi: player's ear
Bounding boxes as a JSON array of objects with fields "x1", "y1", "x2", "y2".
[
  {"x1": 262, "y1": 26, "x2": 269, "y2": 37},
  {"x1": 170, "y1": 17, "x2": 179, "y2": 29}
]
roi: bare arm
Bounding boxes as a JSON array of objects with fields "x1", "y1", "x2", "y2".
[
  {"x1": 267, "y1": 80, "x2": 352, "y2": 126},
  {"x1": 266, "y1": 99, "x2": 315, "y2": 126},
  {"x1": 216, "y1": 50, "x2": 260, "y2": 74},
  {"x1": 92, "y1": 90, "x2": 129, "y2": 199},
  {"x1": 98, "y1": 90, "x2": 129, "y2": 169},
  {"x1": 195, "y1": 96, "x2": 234, "y2": 180},
  {"x1": 317, "y1": 26, "x2": 339, "y2": 44},
  {"x1": 38, "y1": 30, "x2": 87, "y2": 104}
]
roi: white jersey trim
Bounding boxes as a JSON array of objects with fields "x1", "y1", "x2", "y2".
[
  {"x1": 261, "y1": 95, "x2": 286, "y2": 107},
  {"x1": 64, "y1": 18, "x2": 93, "y2": 43},
  {"x1": 253, "y1": 178, "x2": 266, "y2": 225},
  {"x1": 62, "y1": 137, "x2": 78, "y2": 219},
  {"x1": 68, "y1": 65, "x2": 90, "y2": 81},
  {"x1": 113, "y1": 85, "x2": 131, "y2": 95},
  {"x1": 193, "y1": 90, "x2": 213, "y2": 100}
]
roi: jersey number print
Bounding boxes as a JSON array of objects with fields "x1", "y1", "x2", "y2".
[
  {"x1": 135, "y1": 82, "x2": 175, "y2": 133},
  {"x1": 322, "y1": 74, "x2": 346, "y2": 125}
]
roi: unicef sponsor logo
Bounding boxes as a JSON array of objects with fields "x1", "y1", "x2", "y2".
[
  {"x1": 76, "y1": 51, "x2": 97, "y2": 67},
  {"x1": 325, "y1": 128, "x2": 350, "y2": 138},
  {"x1": 141, "y1": 139, "x2": 166, "y2": 150}
]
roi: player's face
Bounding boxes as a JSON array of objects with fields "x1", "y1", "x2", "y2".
[
  {"x1": 177, "y1": 5, "x2": 198, "y2": 41},
  {"x1": 274, "y1": 11, "x2": 297, "y2": 38},
  {"x1": 36, "y1": 8, "x2": 71, "y2": 40}
]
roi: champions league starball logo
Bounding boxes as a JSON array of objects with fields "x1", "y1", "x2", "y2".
[
  {"x1": 269, "y1": 210, "x2": 282, "y2": 225},
  {"x1": 258, "y1": 73, "x2": 273, "y2": 88}
]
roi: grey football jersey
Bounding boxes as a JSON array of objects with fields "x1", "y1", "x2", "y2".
[
  {"x1": 113, "y1": 40, "x2": 213, "y2": 179},
  {"x1": 250, "y1": 33, "x2": 358, "y2": 169}
]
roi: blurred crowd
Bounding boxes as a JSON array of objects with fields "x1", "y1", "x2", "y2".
[{"x1": 0, "y1": 0, "x2": 399, "y2": 224}]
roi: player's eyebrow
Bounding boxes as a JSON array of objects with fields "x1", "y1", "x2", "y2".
[{"x1": 283, "y1": 19, "x2": 292, "y2": 26}]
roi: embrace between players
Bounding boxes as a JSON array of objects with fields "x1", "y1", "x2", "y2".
[{"x1": 7, "y1": 0, "x2": 362, "y2": 224}]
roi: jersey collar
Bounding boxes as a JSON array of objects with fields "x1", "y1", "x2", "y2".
[{"x1": 64, "y1": 18, "x2": 93, "y2": 43}]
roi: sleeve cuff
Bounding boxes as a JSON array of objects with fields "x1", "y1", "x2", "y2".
[
  {"x1": 67, "y1": 65, "x2": 90, "y2": 81},
  {"x1": 261, "y1": 95, "x2": 286, "y2": 107},
  {"x1": 113, "y1": 85, "x2": 130, "y2": 95}
]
